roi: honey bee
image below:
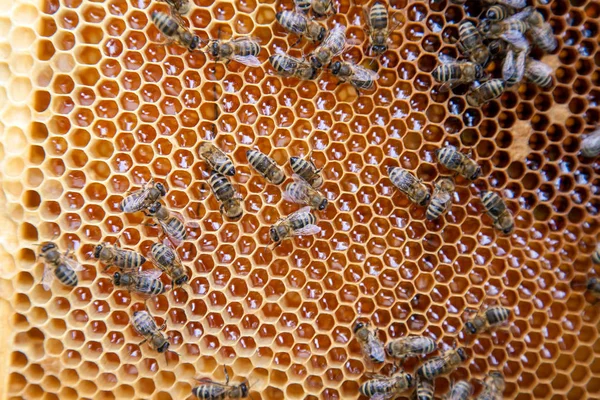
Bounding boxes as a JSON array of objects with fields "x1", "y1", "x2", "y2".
[
  {"x1": 501, "y1": 48, "x2": 526, "y2": 87},
  {"x1": 283, "y1": 178, "x2": 328, "y2": 211},
  {"x1": 457, "y1": 21, "x2": 490, "y2": 67},
  {"x1": 276, "y1": 10, "x2": 326, "y2": 44},
  {"x1": 132, "y1": 309, "x2": 171, "y2": 353},
  {"x1": 443, "y1": 380, "x2": 473, "y2": 400},
  {"x1": 309, "y1": 25, "x2": 346, "y2": 69},
  {"x1": 478, "y1": 19, "x2": 529, "y2": 49},
  {"x1": 486, "y1": 4, "x2": 513, "y2": 21},
  {"x1": 524, "y1": 58, "x2": 553, "y2": 88},
  {"x1": 365, "y1": 2, "x2": 392, "y2": 56},
  {"x1": 294, "y1": 0, "x2": 312, "y2": 14},
  {"x1": 432, "y1": 54, "x2": 485, "y2": 93},
  {"x1": 524, "y1": 8, "x2": 557, "y2": 53},
  {"x1": 94, "y1": 241, "x2": 146, "y2": 271},
  {"x1": 112, "y1": 270, "x2": 166, "y2": 298},
  {"x1": 480, "y1": 191, "x2": 514, "y2": 234},
  {"x1": 476, "y1": 371, "x2": 505, "y2": 400},
  {"x1": 580, "y1": 128, "x2": 600, "y2": 158},
  {"x1": 416, "y1": 347, "x2": 468, "y2": 380},
  {"x1": 151, "y1": 11, "x2": 201, "y2": 51},
  {"x1": 208, "y1": 171, "x2": 243, "y2": 220},
  {"x1": 162, "y1": 0, "x2": 191, "y2": 18},
  {"x1": 463, "y1": 305, "x2": 511, "y2": 335},
  {"x1": 290, "y1": 154, "x2": 324, "y2": 188},
  {"x1": 466, "y1": 79, "x2": 505, "y2": 107},
  {"x1": 360, "y1": 369, "x2": 414, "y2": 398},
  {"x1": 198, "y1": 142, "x2": 236, "y2": 176},
  {"x1": 387, "y1": 166, "x2": 430, "y2": 206},
  {"x1": 426, "y1": 177, "x2": 455, "y2": 221},
  {"x1": 269, "y1": 53, "x2": 319, "y2": 80},
  {"x1": 193, "y1": 366, "x2": 250, "y2": 399},
  {"x1": 311, "y1": 0, "x2": 335, "y2": 18},
  {"x1": 585, "y1": 278, "x2": 600, "y2": 297},
  {"x1": 246, "y1": 149, "x2": 286, "y2": 185},
  {"x1": 386, "y1": 335, "x2": 437, "y2": 361},
  {"x1": 38, "y1": 242, "x2": 83, "y2": 291},
  {"x1": 412, "y1": 377, "x2": 434, "y2": 400},
  {"x1": 435, "y1": 145, "x2": 481, "y2": 181},
  {"x1": 149, "y1": 242, "x2": 189, "y2": 286},
  {"x1": 352, "y1": 320, "x2": 386, "y2": 364},
  {"x1": 269, "y1": 206, "x2": 322, "y2": 247},
  {"x1": 146, "y1": 202, "x2": 192, "y2": 244},
  {"x1": 208, "y1": 37, "x2": 262, "y2": 67},
  {"x1": 329, "y1": 61, "x2": 379, "y2": 91},
  {"x1": 120, "y1": 180, "x2": 167, "y2": 213}
]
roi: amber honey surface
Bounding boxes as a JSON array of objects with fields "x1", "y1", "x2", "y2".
[{"x1": 1, "y1": 0, "x2": 600, "y2": 398}]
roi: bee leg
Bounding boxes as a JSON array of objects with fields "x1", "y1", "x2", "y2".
[
  {"x1": 159, "y1": 322, "x2": 167, "y2": 331},
  {"x1": 223, "y1": 365, "x2": 230, "y2": 385},
  {"x1": 138, "y1": 338, "x2": 148, "y2": 346},
  {"x1": 291, "y1": 36, "x2": 303, "y2": 47}
]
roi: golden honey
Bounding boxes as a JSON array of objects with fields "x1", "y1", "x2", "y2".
[{"x1": 1, "y1": 0, "x2": 600, "y2": 398}]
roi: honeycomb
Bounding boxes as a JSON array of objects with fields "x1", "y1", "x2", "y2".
[{"x1": 1, "y1": 0, "x2": 600, "y2": 398}]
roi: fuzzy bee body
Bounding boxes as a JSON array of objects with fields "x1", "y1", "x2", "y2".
[
  {"x1": 366, "y1": 2, "x2": 391, "y2": 56},
  {"x1": 432, "y1": 56, "x2": 485, "y2": 92},
  {"x1": 269, "y1": 207, "x2": 321, "y2": 245},
  {"x1": 290, "y1": 155, "x2": 323, "y2": 188},
  {"x1": 417, "y1": 348, "x2": 468, "y2": 380},
  {"x1": 427, "y1": 177, "x2": 455, "y2": 220},
  {"x1": 464, "y1": 306, "x2": 511, "y2": 334},
  {"x1": 113, "y1": 270, "x2": 165, "y2": 297},
  {"x1": 209, "y1": 38, "x2": 262, "y2": 67},
  {"x1": 198, "y1": 142, "x2": 236, "y2": 176},
  {"x1": 502, "y1": 48, "x2": 526, "y2": 87},
  {"x1": 525, "y1": 9, "x2": 557, "y2": 53},
  {"x1": 458, "y1": 21, "x2": 490, "y2": 66},
  {"x1": 150, "y1": 242, "x2": 189, "y2": 286},
  {"x1": 330, "y1": 61, "x2": 379, "y2": 90},
  {"x1": 436, "y1": 146, "x2": 481, "y2": 180},
  {"x1": 413, "y1": 377, "x2": 434, "y2": 400},
  {"x1": 132, "y1": 310, "x2": 170, "y2": 353},
  {"x1": 476, "y1": 372, "x2": 505, "y2": 400},
  {"x1": 444, "y1": 381, "x2": 473, "y2": 400},
  {"x1": 581, "y1": 128, "x2": 600, "y2": 158},
  {"x1": 388, "y1": 166, "x2": 430, "y2": 206},
  {"x1": 284, "y1": 179, "x2": 328, "y2": 211},
  {"x1": 151, "y1": 11, "x2": 200, "y2": 51},
  {"x1": 120, "y1": 180, "x2": 166, "y2": 213},
  {"x1": 312, "y1": 0, "x2": 335, "y2": 17},
  {"x1": 147, "y1": 202, "x2": 187, "y2": 241},
  {"x1": 480, "y1": 191, "x2": 514, "y2": 234},
  {"x1": 208, "y1": 171, "x2": 243, "y2": 220},
  {"x1": 39, "y1": 242, "x2": 81, "y2": 290},
  {"x1": 360, "y1": 371, "x2": 414, "y2": 397},
  {"x1": 246, "y1": 149, "x2": 286, "y2": 184},
  {"x1": 269, "y1": 54, "x2": 318, "y2": 80},
  {"x1": 94, "y1": 242, "x2": 146, "y2": 271},
  {"x1": 486, "y1": 4, "x2": 513, "y2": 21},
  {"x1": 524, "y1": 59, "x2": 553, "y2": 88},
  {"x1": 54, "y1": 263, "x2": 78, "y2": 287},
  {"x1": 585, "y1": 277, "x2": 600, "y2": 296},
  {"x1": 309, "y1": 25, "x2": 346, "y2": 69},
  {"x1": 192, "y1": 366, "x2": 250, "y2": 400},
  {"x1": 353, "y1": 320, "x2": 386, "y2": 364},
  {"x1": 386, "y1": 336, "x2": 437, "y2": 360},
  {"x1": 466, "y1": 79, "x2": 505, "y2": 107},
  {"x1": 276, "y1": 10, "x2": 326, "y2": 42}
]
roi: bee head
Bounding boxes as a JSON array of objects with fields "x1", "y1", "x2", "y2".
[
  {"x1": 157, "y1": 341, "x2": 170, "y2": 353},
  {"x1": 93, "y1": 244, "x2": 103, "y2": 259},
  {"x1": 502, "y1": 224, "x2": 514, "y2": 235},
  {"x1": 175, "y1": 275, "x2": 189, "y2": 286},
  {"x1": 456, "y1": 347, "x2": 467, "y2": 361},
  {"x1": 239, "y1": 381, "x2": 250, "y2": 397},
  {"x1": 269, "y1": 226, "x2": 280, "y2": 243},
  {"x1": 148, "y1": 202, "x2": 162, "y2": 215},
  {"x1": 330, "y1": 61, "x2": 342, "y2": 75},
  {"x1": 318, "y1": 199, "x2": 328, "y2": 211},
  {"x1": 155, "y1": 182, "x2": 166, "y2": 196},
  {"x1": 210, "y1": 41, "x2": 219, "y2": 57},
  {"x1": 41, "y1": 242, "x2": 57, "y2": 253},
  {"x1": 465, "y1": 321, "x2": 477, "y2": 334},
  {"x1": 190, "y1": 36, "x2": 200, "y2": 51},
  {"x1": 113, "y1": 272, "x2": 122, "y2": 285},
  {"x1": 310, "y1": 55, "x2": 322, "y2": 69},
  {"x1": 372, "y1": 45, "x2": 388, "y2": 54},
  {"x1": 352, "y1": 320, "x2": 365, "y2": 334},
  {"x1": 588, "y1": 278, "x2": 598, "y2": 289}
]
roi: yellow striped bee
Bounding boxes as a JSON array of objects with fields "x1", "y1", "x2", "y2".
[
  {"x1": 385, "y1": 335, "x2": 437, "y2": 361},
  {"x1": 432, "y1": 54, "x2": 485, "y2": 92},
  {"x1": 269, "y1": 53, "x2": 319, "y2": 80},
  {"x1": 246, "y1": 149, "x2": 286, "y2": 184},
  {"x1": 112, "y1": 270, "x2": 166, "y2": 298},
  {"x1": 524, "y1": 58, "x2": 553, "y2": 89},
  {"x1": 463, "y1": 305, "x2": 511, "y2": 335},
  {"x1": 412, "y1": 377, "x2": 434, "y2": 400},
  {"x1": 39, "y1": 242, "x2": 83, "y2": 291},
  {"x1": 149, "y1": 242, "x2": 189, "y2": 286},
  {"x1": 524, "y1": 7, "x2": 557, "y2": 53},
  {"x1": 269, "y1": 206, "x2": 321, "y2": 247},
  {"x1": 501, "y1": 48, "x2": 526, "y2": 87},
  {"x1": 435, "y1": 146, "x2": 481, "y2": 180},
  {"x1": 208, "y1": 171, "x2": 243, "y2": 220},
  {"x1": 151, "y1": 11, "x2": 201, "y2": 51},
  {"x1": 132, "y1": 309, "x2": 171, "y2": 353},
  {"x1": 476, "y1": 371, "x2": 505, "y2": 400},
  {"x1": 365, "y1": 1, "x2": 394, "y2": 56},
  {"x1": 480, "y1": 191, "x2": 514, "y2": 234},
  {"x1": 284, "y1": 178, "x2": 328, "y2": 211},
  {"x1": 486, "y1": 4, "x2": 513, "y2": 21},
  {"x1": 94, "y1": 241, "x2": 146, "y2": 271},
  {"x1": 276, "y1": 11, "x2": 326, "y2": 44},
  {"x1": 443, "y1": 380, "x2": 473, "y2": 400},
  {"x1": 193, "y1": 366, "x2": 250, "y2": 399},
  {"x1": 146, "y1": 202, "x2": 195, "y2": 245},
  {"x1": 388, "y1": 166, "x2": 430, "y2": 206},
  {"x1": 330, "y1": 61, "x2": 379, "y2": 91},
  {"x1": 290, "y1": 154, "x2": 324, "y2": 188},
  {"x1": 457, "y1": 21, "x2": 490, "y2": 66},
  {"x1": 417, "y1": 347, "x2": 468, "y2": 380},
  {"x1": 360, "y1": 368, "x2": 414, "y2": 398},
  {"x1": 208, "y1": 37, "x2": 262, "y2": 67},
  {"x1": 580, "y1": 128, "x2": 600, "y2": 158},
  {"x1": 120, "y1": 180, "x2": 166, "y2": 213},
  {"x1": 426, "y1": 177, "x2": 455, "y2": 220},
  {"x1": 311, "y1": 0, "x2": 335, "y2": 18},
  {"x1": 198, "y1": 142, "x2": 236, "y2": 176},
  {"x1": 353, "y1": 320, "x2": 385, "y2": 364},
  {"x1": 309, "y1": 25, "x2": 346, "y2": 69},
  {"x1": 466, "y1": 79, "x2": 505, "y2": 107}
]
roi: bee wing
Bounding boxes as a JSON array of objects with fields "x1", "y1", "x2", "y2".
[
  {"x1": 42, "y1": 265, "x2": 54, "y2": 291},
  {"x1": 63, "y1": 255, "x2": 84, "y2": 271},
  {"x1": 513, "y1": 50, "x2": 526, "y2": 81},
  {"x1": 507, "y1": 7, "x2": 533, "y2": 22},
  {"x1": 230, "y1": 36, "x2": 261, "y2": 45},
  {"x1": 527, "y1": 59, "x2": 553, "y2": 75},
  {"x1": 438, "y1": 81, "x2": 458, "y2": 93},
  {"x1": 292, "y1": 224, "x2": 321, "y2": 236},
  {"x1": 502, "y1": 50, "x2": 515, "y2": 81},
  {"x1": 122, "y1": 189, "x2": 151, "y2": 212},
  {"x1": 136, "y1": 269, "x2": 163, "y2": 280},
  {"x1": 352, "y1": 66, "x2": 380, "y2": 81},
  {"x1": 232, "y1": 54, "x2": 262, "y2": 67},
  {"x1": 322, "y1": 26, "x2": 346, "y2": 55},
  {"x1": 501, "y1": 0, "x2": 527, "y2": 10},
  {"x1": 501, "y1": 31, "x2": 529, "y2": 52},
  {"x1": 370, "y1": 393, "x2": 394, "y2": 400},
  {"x1": 438, "y1": 53, "x2": 457, "y2": 64}
]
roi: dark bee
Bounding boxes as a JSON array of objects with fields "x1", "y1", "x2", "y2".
[
  {"x1": 269, "y1": 53, "x2": 319, "y2": 80},
  {"x1": 388, "y1": 166, "x2": 430, "y2": 206},
  {"x1": 330, "y1": 61, "x2": 379, "y2": 91},
  {"x1": 283, "y1": 178, "x2": 328, "y2": 211},
  {"x1": 581, "y1": 128, "x2": 600, "y2": 158},
  {"x1": 435, "y1": 146, "x2": 481, "y2": 180},
  {"x1": 360, "y1": 369, "x2": 414, "y2": 397},
  {"x1": 246, "y1": 149, "x2": 286, "y2": 184},
  {"x1": 208, "y1": 171, "x2": 243, "y2": 220},
  {"x1": 208, "y1": 37, "x2": 261, "y2": 67},
  {"x1": 443, "y1": 380, "x2": 473, "y2": 400},
  {"x1": 385, "y1": 335, "x2": 437, "y2": 361},
  {"x1": 311, "y1": 0, "x2": 335, "y2": 18},
  {"x1": 94, "y1": 242, "x2": 146, "y2": 271},
  {"x1": 486, "y1": 4, "x2": 513, "y2": 21},
  {"x1": 412, "y1": 377, "x2": 434, "y2": 400},
  {"x1": 276, "y1": 11, "x2": 326, "y2": 44},
  {"x1": 198, "y1": 142, "x2": 236, "y2": 176},
  {"x1": 432, "y1": 54, "x2": 485, "y2": 92},
  {"x1": 466, "y1": 79, "x2": 505, "y2": 107},
  {"x1": 151, "y1": 11, "x2": 200, "y2": 51},
  {"x1": 132, "y1": 309, "x2": 171, "y2": 353},
  {"x1": 112, "y1": 270, "x2": 165, "y2": 298},
  {"x1": 463, "y1": 305, "x2": 511, "y2": 335},
  {"x1": 269, "y1": 206, "x2": 321, "y2": 247},
  {"x1": 476, "y1": 371, "x2": 505, "y2": 400},
  {"x1": 149, "y1": 242, "x2": 189, "y2": 286},
  {"x1": 457, "y1": 21, "x2": 490, "y2": 66},
  {"x1": 309, "y1": 25, "x2": 346, "y2": 69},
  {"x1": 193, "y1": 366, "x2": 250, "y2": 399},
  {"x1": 290, "y1": 154, "x2": 323, "y2": 188},
  {"x1": 120, "y1": 180, "x2": 166, "y2": 213},
  {"x1": 524, "y1": 58, "x2": 553, "y2": 89},
  {"x1": 146, "y1": 202, "x2": 188, "y2": 244},
  {"x1": 39, "y1": 242, "x2": 83, "y2": 290},
  {"x1": 480, "y1": 191, "x2": 514, "y2": 234},
  {"x1": 426, "y1": 177, "x2": 455, "y2": 220},
  {"x1": 365, "y1": 1, "x2": 393, "y2": 56},
  {"x1": 417, "y1": 347, "x2": 468, "y2": 380},
  {"x1": 353, "y1": 320, "x2": 385, "y2": 364}
]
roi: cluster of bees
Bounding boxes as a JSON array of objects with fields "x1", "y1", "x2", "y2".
[
  {"x1": 433, "y1": 0, "x2": 556, "y2": 106},
  {"x1": 353, "y1": 304, "x2": 510, "y2": 399}
]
